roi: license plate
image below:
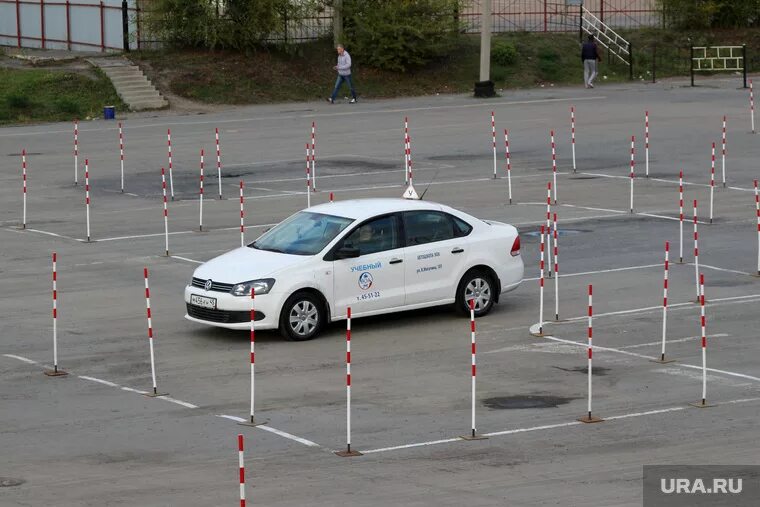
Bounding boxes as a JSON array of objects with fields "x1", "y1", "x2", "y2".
[{"x1": 191, "y1": 294, "x2": 216, "y2": 309}]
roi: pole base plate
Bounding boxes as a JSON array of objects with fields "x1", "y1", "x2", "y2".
[
  {"x1": 460, "y1": 434, "x2": 488, "y2": 441},
  {"x1": 144, "y1": 392, "x2": 169, "y2": 398},
  {"x1": 334, "y1": 449, "x2": 363, "y2": 457},
  {"x1": 689, "y1": 400, "x2": 715, "y2": 408},
  {"x1": 577, "y1": 415, "x2": 604, "y2": 424},
  {"x1": 650, "y1": 357, "x2": 676, "y2": 364},
  {"x1": 238, "y1": 419, "x2": 267, "y2": 427},
  {"x1": 44, "y1": 369, "x2": 68, "y2": 377}
]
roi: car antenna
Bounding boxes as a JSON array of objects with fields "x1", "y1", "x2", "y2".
[{"x1": 418, "y1": 166, "x2": 442, "y2": 200}]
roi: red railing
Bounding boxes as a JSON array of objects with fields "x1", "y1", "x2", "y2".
[{"x1": 0, "y1": 0, "x2": 141, "y2": 52}]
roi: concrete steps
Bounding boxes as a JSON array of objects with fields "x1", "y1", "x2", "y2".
[{"x1": 87, "y1": 57, "x2": 168, "y2": 111}]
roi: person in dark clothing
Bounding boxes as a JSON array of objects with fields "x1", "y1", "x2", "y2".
[{"x1": 581, "y1": 35, "x2": 602, "y2": 88}]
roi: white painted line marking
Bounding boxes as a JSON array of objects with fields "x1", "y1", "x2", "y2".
[
  {"x1": 161, "y1": 396, "x2": 200, "y2": 409},
  {"x1": 361, "y1": 437, "x2": 462, "y2": 454},
  {"x1": 0, "y1": 96, "x2": 605, "y2": 137},
  {"x1": 361, "y1": 396, "x2": 760, "y2": 454},
  {"x1": 694, "y1": 263, "x2": 753, "y2": 276},
  {"x1": 170, "y1": 255, "x2": 203, "y2": 264},
  {"x1": 78, "y1": 375, "x2": 120, "y2": 388},
  {"x1": 218, "y1": 414, "x2": 246, "y2": 423},
  {"x1": 620, "y1": 333, "x2": 729, "y2": 349},
  {"x1": 5, "y1": 228, "x2": 82, "y2": 242},
  {"x1": 604, "y1": 406, "x2": 687, "y2": 421},
  {"x1": 531, "y1": 324, "x2": 760, "y2": 384},
  {"x1": 215, "y1": 415, "x2": 320, "y2": 447},
  {"x1": 2, "y1": 354, "x2": 38, "y2": 364},
  {"x1": 120, "y1": 386, "x2": 149, "y2": 395},
  {"x1": 524, "y1": 263, "x2": 661, "y2": 282},
  {"x1": 256, "y1": 425, "x2": 320, "y2": 447}
]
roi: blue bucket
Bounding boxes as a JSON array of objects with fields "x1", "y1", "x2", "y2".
[{"x1": 103, "y1": 106, "x2": 115, "y2": 120}]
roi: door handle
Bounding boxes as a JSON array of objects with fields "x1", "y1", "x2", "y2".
[
  {"x1": 451, "y1": 247, "x2": 464, "y2": 254},
  {"x1": 389, "y1": 258, "x2": 403, "y2": 264}
]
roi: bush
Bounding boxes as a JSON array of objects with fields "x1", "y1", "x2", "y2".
[
  {"x1": 142, "y1": 0, "x2": 320, "y2": 50},
  {"x1": 537, "y1": 47, "x2": 562, "y2": 81},
  {"x1": 491, "y1": 40, "x2": 517, "y2": 66},
  {"x1": 6, "y1": 93, "x2": 31, "y2": 110},
  {"x1": 659, "y1": 0, "x2": 760, "y2": 29},
  {"x1": 490, "y1": 65, "x2": 508, "y2": 83},
  {"x1": 342, "y1": 0, "x2": 462, "y2": 72},
  {"x1": 55, "y1": 98, "x2": 81, "y2": 115}
]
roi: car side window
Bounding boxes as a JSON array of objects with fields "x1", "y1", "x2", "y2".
[
  {"x1": 341, "y1": 215, "x2": 400, "y2": 256},
  {"x1": 403, "y1": 211, "x2": 457, "y2": 246},
  {"x1": 452, "y1": 215, "x2": 473, "y2": 237}
]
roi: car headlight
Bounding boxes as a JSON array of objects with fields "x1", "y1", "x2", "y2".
[{"x1": 231, "y1": 279, "x2": 275, "y2": 296}]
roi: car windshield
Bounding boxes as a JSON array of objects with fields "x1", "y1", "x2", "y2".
[{"x1": 250, "y1": 211, "x2": 354, "y2": 256}]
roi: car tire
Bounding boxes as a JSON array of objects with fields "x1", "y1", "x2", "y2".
[
  {"x1": 279, "y1": 291, "x2": 324, "y2": 341},
  {"x1": 455, "y1": 269, "x2": 495, "y2": 317}
]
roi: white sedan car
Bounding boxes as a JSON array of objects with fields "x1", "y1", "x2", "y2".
[{"x1": 184, "y1": 198, "x2": 523, "y2": 340}]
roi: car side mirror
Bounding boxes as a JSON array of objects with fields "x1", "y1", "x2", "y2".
[{"x1": 334, "y1": 246, "x2": 361, "y2": 259}]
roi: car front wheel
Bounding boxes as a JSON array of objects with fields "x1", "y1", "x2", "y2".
[
  {"x1": 279, "y1": 292, "x2": 324, "y2": 341},
  {"x1": 455, "y1": 269, "x2": 495, "y2": 317}
]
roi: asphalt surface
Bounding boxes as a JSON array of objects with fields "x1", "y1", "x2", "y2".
[{"x1": 1, "y1": 75, "x2": 759, "y2": 506}]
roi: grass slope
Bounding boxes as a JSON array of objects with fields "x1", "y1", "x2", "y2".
[{"x1": 0, "y1": 67, "x2": 125, "y2": 125}]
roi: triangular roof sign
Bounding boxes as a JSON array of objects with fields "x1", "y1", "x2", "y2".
[{"x1": 403, "y1": 184, "x2": 419, "y2": 200}]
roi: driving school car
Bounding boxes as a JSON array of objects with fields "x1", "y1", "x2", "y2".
[{"x1": 184, "y1": 198, "x2": 523, "y2": 340}]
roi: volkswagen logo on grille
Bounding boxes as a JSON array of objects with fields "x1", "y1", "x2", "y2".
[{"x1": 204, "y1": 279, "x2": 213, "y2": 291}]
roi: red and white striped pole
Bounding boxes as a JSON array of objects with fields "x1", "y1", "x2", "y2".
[
  {"x1": 311, "y1": 121, "x2": 317, "y2": 191},
  {"x1": 750, "y1": 80, "x2": 755, "y2": 134},
  {"x1": 237, "y1": 434, "x2": 246, "y2": 507},
  {"x1": 407, "y1": 134, "x2": 414, "y2": 186},
  {"x1": 336, "y1": 307, "x2": 361, "y2": 456},
  {"x1": 21, "y1": 149, "x2": 27, "y2": 229},
  {"x1": 161, "y1": 167, "x2": 169, "y2": 256},
  {"x1": 629, "y1": 135, "x2": 635, "y2": 213},
  {"x1": 570, "y1": 106, "x2": 577, "y2": 173},
  {"x1": 553, "y1": 212, "x2": 559, "y2": 321},
  {"x1": 754, "y1": 180, "x2": 759, "y2": 276},
  {"x1": 199, "y1": 149, "x2": 204, "y2": 232},
  {"x1": 330, "y1": 191, "x2": 334, "y2": 203},
  {"x1": 678, "y1": 170, "x2": 684, "y2": 263},
  {"x1": 504, "y1": 129, "x2": 512, "y2": 204},
  {"x1": 85, "y1": 159, "x2": 91, "y2": 242},
  {"x1": 249, "y1": 288, "x2": 256, "y2": 424},
  {"x1": 143, "y1": 268, "x2": 165, "y2": 397},
  {"x1": 119, "y1": 122, "x2": 125, "y2": 192},
  {"x1": 550, "y1": 130, "x2": 557, "y2": 204},
  {"x1": 215, "y1": 127, "x2": 223, "y2": 199},
  {"x1": 709, "y1": 142, "x2": 715, "y2": 224},
  {"x1": 690, "y1": 274, "x2": 710, "y2": 407},
  {"x1": 546, "y1": 182, "x2": 553, "y2": 278},
  {"x1": 491, "y1": 111, "x2": 497, "y2": 179},
  {"x1": 73, "y1": 120, "x2": 79, "y2": 185},
  {"x1": 579, "y1": 284, "x2": 603, "y2": 423},
  {"x1": 645, "y1": 111, "x2": 650, "y2": 178},
  {"x1": 305, "y1": 143, "x2": 312, "y2": 208},
  {"x1": 461, "y1": 299, "x2": 485, "y2": 440},
  {"x1": 721, "y1": 116, "x2": 727, "y2": 187},
  {"x1": 239, "y1": 181, "x2": 245, "y2": 247},
  {"x1": 403, "y1": 117, "x2": 409, "y2": 184},
  {"x1": 693, "y1": 200, "x2": 700, "y2": 302},
  {"x1": 656, "y1": 241, "x2": 675, "y2": 363},
  {"x1": 45, "y1": 252, "x2": 67, "y2": 377},
  {"x1": 538, "y1": 225, "x2": 545, "y2": 336},
  {"x1": 167, "y1": 128, "x2": 175, "y2": 200}
]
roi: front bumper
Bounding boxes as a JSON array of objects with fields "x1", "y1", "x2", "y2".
[{"x1": 184, "y1": 285, "x2": 282, "y2": 331}]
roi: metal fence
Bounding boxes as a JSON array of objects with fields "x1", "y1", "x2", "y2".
[
  {"x1": 0, "y1": 0, "x2": 660, "y2": 52},
  {"x1": 0, "y1": 0, "x2": 140, "y2": 52},
  {"x1": 460, "y1": 0, "x2": 661, "y2": 33}
]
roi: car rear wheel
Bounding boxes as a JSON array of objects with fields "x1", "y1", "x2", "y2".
[
  {"x1": 455, "y1": 269, "x2": 495, "y2": 317},
  {"x1": 279, "y1": 292, "x2": 324, "y2": 341}
]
